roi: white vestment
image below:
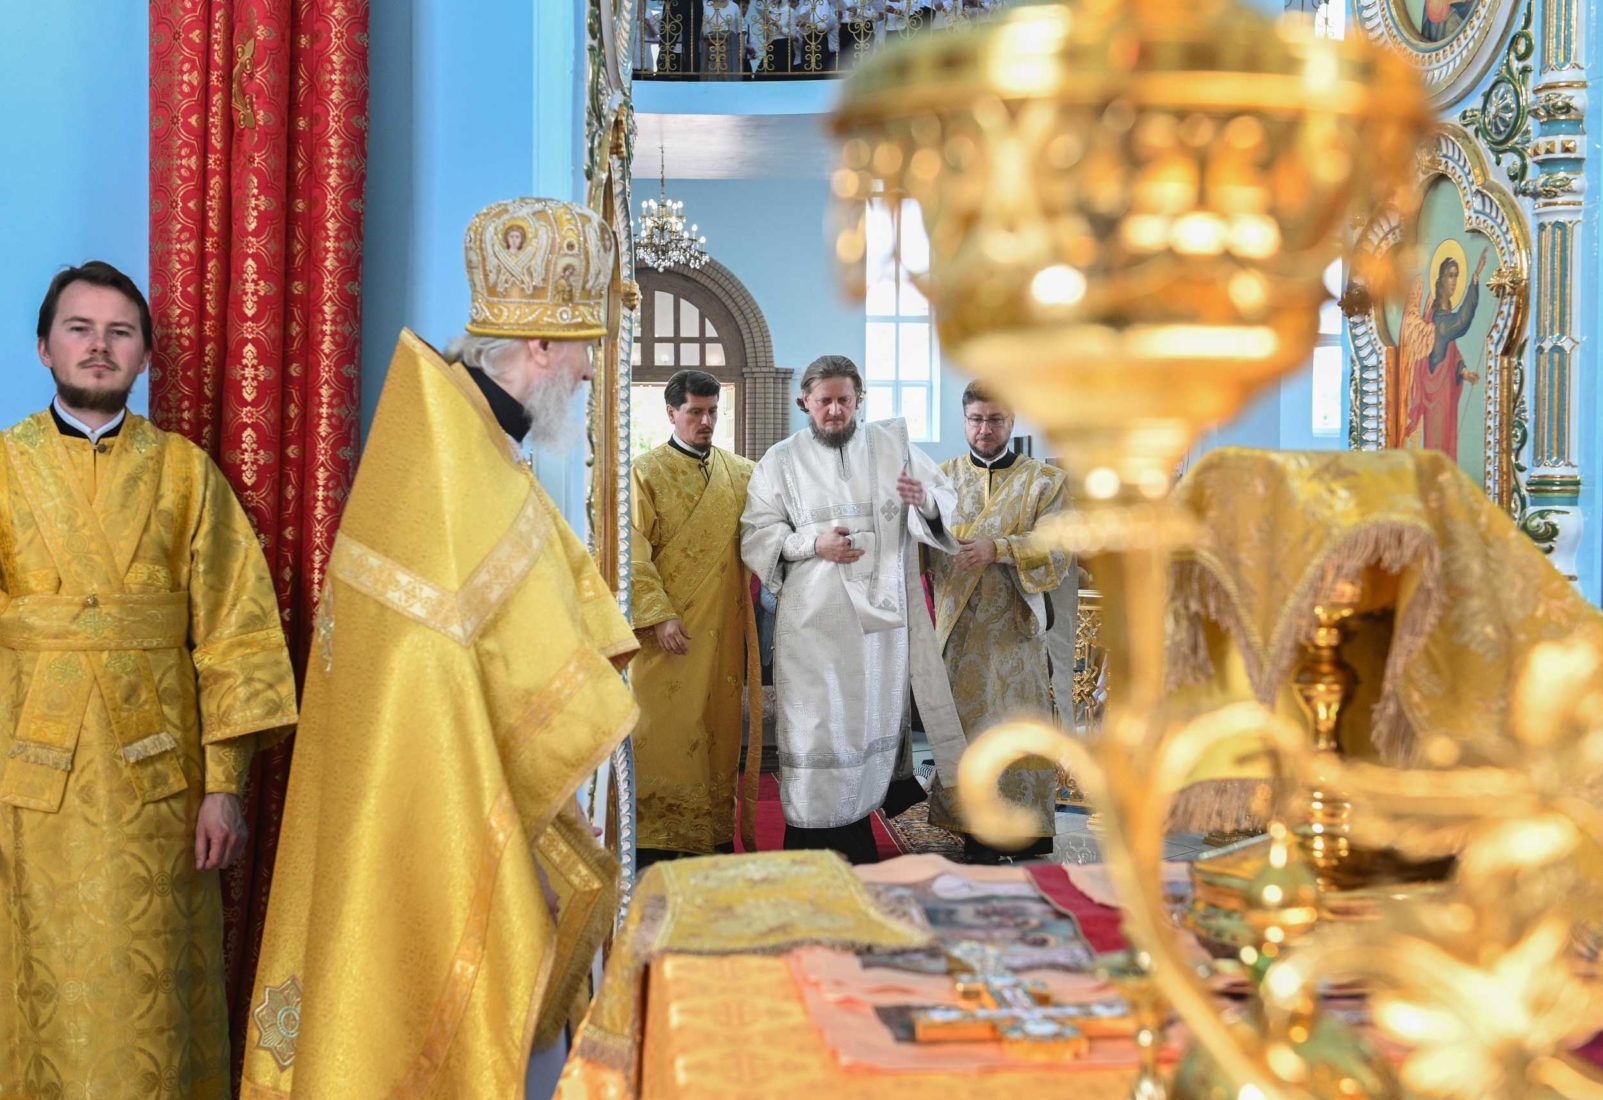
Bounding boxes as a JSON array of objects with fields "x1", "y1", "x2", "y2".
[{"x1": 740, "y1": 419, "x2": 963, "y2": 829}]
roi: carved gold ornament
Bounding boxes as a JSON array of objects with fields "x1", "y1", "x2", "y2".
[
  {"x1": 833, "y1": 0, "x2": 1429, "y2": 504},
  {"x1": 252, "y1": 975, "x2": 304, "y2": 1071}
]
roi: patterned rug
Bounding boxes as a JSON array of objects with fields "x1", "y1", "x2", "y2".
[{"x1": 880, "y1": 800, "x2": 964, "y2": 859}]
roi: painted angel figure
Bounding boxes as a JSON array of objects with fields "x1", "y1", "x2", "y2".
[
  {"x1": 487, "y1": 218, "x2": 547, "y2": 294},
  {"x1": 1404, "y1": 250, "x2": 1487, "y2": 459}
]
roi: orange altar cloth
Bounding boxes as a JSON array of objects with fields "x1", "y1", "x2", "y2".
[
  {"x1": 639, "y1": 953, "x2": 1136, "y2": 1099},
  {"x1": 558, "y1": 852, "x2": 1147, "y2": 1099}
]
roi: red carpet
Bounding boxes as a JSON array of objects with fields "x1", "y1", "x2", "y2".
[
  {"x1": 735, "y1": 773, "x2": 900, "y2": 860},
  {"x1": 1026, "y1": 863, "x2": 1126, "y2": 953}
]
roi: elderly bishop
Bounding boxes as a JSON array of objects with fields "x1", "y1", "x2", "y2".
[{"x1": 243, "y1": 198, "x2": 638, "y2": 1099}]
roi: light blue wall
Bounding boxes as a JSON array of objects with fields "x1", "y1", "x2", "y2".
[
  {"x1": 635, "y1": 78, "x2": 839, "y2": 117},
  {"x1": 0, "y1": 7, "x2": 150, "y2": 428},
  {"x1": 362, "y1": 0, "x2": 587, "y2": 518}
]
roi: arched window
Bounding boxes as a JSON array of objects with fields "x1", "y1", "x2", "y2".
[{"x1": 632, "y1": 271, "x2": 749, "y2": 457}]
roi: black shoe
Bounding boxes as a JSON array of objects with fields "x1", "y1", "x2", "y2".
[{"x1": 961, "y1": 834, "x2": 1053, "y2": 866}]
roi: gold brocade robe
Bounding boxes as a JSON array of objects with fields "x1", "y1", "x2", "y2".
[
  {"x1": 929, "y1": 456, "x2": 1070, "y2": 837},
  {"x1": 0, "y1": 413, "x2": 297, "y2": 1099},
  {"x1": 630, "y1": 442, "x2": 756, "y2": 853},
  {"x1": 242, "y1": 331, "x2": 639, "y2": 1099}
]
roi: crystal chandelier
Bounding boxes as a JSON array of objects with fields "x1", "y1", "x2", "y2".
[{"x1": 635, "y1": 146, "x2": 708, "y2": 271}]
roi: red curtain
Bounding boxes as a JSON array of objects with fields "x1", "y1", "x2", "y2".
[{"x1": 148, "y1": 0, "x2": 368, "y2": 1074}]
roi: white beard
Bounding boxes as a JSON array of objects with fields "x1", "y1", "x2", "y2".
[{"x1": 524, "y1": 372, "x2": 588, "y2": 451}]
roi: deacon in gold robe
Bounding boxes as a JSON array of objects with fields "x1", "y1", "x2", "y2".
[
  {"x1": 242, "y1": 199, "x2": 638, "y2": 1099},
  {"x1": 928, "y1": 382, "x2": 1071, "y2": 862},
  {"x1": 1, "y1": 261, "x2": 297, "y2": 1099},
  {"x1": 631, "y1": 369, "x2": 757, "y2": 862}
]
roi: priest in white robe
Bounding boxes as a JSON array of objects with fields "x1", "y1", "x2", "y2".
[{"x1": 740, "y1": 355, "x2": 964, "y2": 862}]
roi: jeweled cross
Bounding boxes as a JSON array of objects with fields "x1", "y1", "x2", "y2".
[{"x1": 910, "y1": 941, "x2": 1134, "y2": 1059}]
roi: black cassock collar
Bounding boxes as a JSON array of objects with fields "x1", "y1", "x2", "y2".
[{"x1": 464, "y1": 366, "x2": 533, "y2": 443}]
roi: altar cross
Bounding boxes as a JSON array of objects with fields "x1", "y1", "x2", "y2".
[{"x1": 909, "y1": 941, "x2": 1134, "y2": 1059}]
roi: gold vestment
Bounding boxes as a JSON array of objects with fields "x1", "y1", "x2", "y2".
[
  {"x1": 0, "y1": 413, "x2": 297, "y2": 1099},
  {"x1": 241, "y1": 331, "x2": 639, "y2": 1098},
  {"x1": 929, "y1": 455, "x2": 1070, "y2": 836},
  {"x1": 630, "y1": 442, "x2": 757, "y2": 853}
]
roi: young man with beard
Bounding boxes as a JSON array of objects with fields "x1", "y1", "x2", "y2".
[
  {"x1": 243, "y1": 198, "x2": 639, "y2": 1099},
  {"x1": 927, "y1": 381, "x2": 1073, "y2": 863},
  {"x1": 0, "y1": 261, "x2": 297, "y2": 1098},
  {"x1": 625, "y1": 375, "x2": 756, "y2": 865},
  {"x1": 630, "y1": 370, "x2": 757, "y2": 866},
  {"x1": 740, "y1": 355, "x2": 962, "y2": 863}
]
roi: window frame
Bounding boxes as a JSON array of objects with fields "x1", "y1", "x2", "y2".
[
  {"x1": 864, "y1": 195, "x2": 941, "y2": 444},
  {"x1": 632, "y1": 272, "x2": 748, "y2": 455}
]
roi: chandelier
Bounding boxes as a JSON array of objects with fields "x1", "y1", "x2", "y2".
[{"x1": 635, "y1": 146, "x2": 708, "y2": 271}]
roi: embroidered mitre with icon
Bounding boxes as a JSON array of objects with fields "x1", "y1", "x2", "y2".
[{"x1": 464, "y1": 197, "x2": 615, "y2": 339}]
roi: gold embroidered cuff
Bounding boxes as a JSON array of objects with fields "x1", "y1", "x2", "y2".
[
  {"x1": 206, "y1": 739, "x2": 255, "y2": 795},
  {"x1": 197, "y1": 643, "x2": 299, "y2": 746}
]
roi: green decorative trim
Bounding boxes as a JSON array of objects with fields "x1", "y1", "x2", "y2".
[
  {"x1": 1527, "y1": 473, "x2": 1583, "y2": 495},
  {"x1": 582, "y1": 0, "x2": 643, "y2": 927},
  {"x1": 1518, "y1": 171, "x2": 1580, "y2": 200},
  {"x1": 1520, "y1": 508, "x2": 1562, "y2": 553},
  {"x1": 1509, "y1": 338, "x2": 1532, "y2": 534},
  {"x1": 585, "y1": 0, "x2": 608, "y2": 182},
  {"x1": 1530, "y1": 90, "x2": 1582, "y2": 122},
  {"x1": 1346, "y1": 354, "x2": 1362, "y2": 451},
  {"x1": 1459, "y1": 1, "x2": 1535, "y2": 188}
]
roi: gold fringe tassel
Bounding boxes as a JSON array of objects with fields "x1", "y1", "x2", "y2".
[
  {"x1": 119, "y1": 731, "x2": 179, "y2": 764},
  {"x1": 7, "y1": 740, "x2": 74, "y2": 772}
]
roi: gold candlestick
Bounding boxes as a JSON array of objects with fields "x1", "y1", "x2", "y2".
[
  {"x1": 1290, "y1": 576, "x2": 1361, "y2": 885},
  {"x1": 1097, "y1": 948, "x2": 1171, "y2": 1100}
]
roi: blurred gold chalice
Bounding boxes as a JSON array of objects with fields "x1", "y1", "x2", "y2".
[{"x1": 832, "y1": 1, "x2": 1432, "y2": 1096}]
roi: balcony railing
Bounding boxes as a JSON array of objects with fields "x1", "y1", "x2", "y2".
[{"x1": 634, "y1": 0, "x2": 1015, "y2": 80}]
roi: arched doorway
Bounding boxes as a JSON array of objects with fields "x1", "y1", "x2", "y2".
[{"x1": 631, "y1": 261, "x2": 791, "y2": 458}]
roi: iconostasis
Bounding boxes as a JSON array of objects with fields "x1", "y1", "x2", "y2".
[{"x1": 1350, "y1": 0, "x2": 1592, "y2": 590}]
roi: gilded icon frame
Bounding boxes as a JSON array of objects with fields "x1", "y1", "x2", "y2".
[
  {"x1": 1346, "y1": 124, "x2": 1531, "y2": 514},
  {"x1": 585, "y1": 0, "x2": 641, "y2": 914},
  {"x1": 1355, "y1": 0, "x2": 1524, "y2": 106}
]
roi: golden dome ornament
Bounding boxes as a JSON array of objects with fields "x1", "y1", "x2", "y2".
[{"x1": 831, "y1": 0, "x2": 1430, "y2": 510}]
